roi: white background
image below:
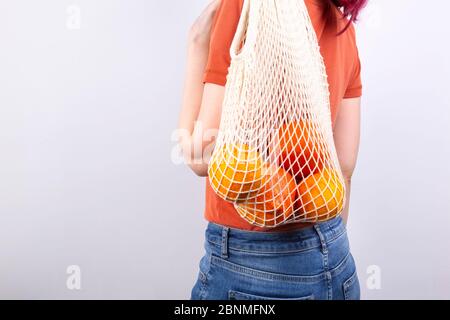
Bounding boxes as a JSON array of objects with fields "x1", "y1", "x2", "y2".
[{"x1": 0, "y1": 0, "x2": 449, "y2": 299}]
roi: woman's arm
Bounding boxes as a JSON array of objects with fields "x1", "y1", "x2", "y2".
[
  {"x1": 333, "y1": 97, "x2": 361, "y2": 224},
  {"x1": 189, "y1": 84, "x2": 225, "y2": 176},
  {"x1": 178, "y1": 0, "x2": 224, "y2": 177}
]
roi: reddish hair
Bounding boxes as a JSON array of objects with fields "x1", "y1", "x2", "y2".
[{"x1": 331, "y1": 0, "x2": 368, "y2": 33}]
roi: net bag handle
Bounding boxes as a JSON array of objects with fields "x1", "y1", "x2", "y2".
[{"x1": 229, "y1": 0, "x2": 259, "y2": 61}]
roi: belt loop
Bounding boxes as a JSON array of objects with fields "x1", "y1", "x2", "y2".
[
  {"x1": 221, "y1": 227, "x2": 230, "y2": 259},
  {"x1": 314, "y1": 224, "x2": 328, "y2": 255}
]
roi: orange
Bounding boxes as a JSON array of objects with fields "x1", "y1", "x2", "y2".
[
  {"x1": 295, "y1": 168, "x2": 345, "y2": 222},
  {"x1": 276, "y1": 120, "x2": 325, "y2": 181},
  {"x1": 236, "y1": 165, "x2": 297, "y2": 227},
  {"x1": 208, "y1": 143, "x2": 265, "y2": 202}
]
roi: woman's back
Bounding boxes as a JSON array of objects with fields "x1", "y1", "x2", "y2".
[{"x1": 203, "y1": 0, "x2": 362, "y2": 231}]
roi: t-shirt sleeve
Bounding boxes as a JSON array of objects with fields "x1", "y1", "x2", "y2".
[
  {"x1": 203, "y1": 0, "x2": 244, "y2": 86},
  {"x1": 344, "y1": 48, "x2": 363, "y2": 98}
]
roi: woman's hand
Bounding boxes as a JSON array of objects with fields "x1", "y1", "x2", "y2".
[{"x1": 188, "y1": 0, "x2": 221, "y2": 47}]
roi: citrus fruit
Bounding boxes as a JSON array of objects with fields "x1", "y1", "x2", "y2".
[
  {"x1": 235, "y1": 165, "x2": 297, "y2": 227},
  {"x1": 295, "y1": 168, "x2": 345, "y2": 222},
  {"x1": 208, "y1": 143, "x2": 265, "y2": 202},
  {"x1": 277, "y1": 120, "x2": 325, "y2": 181}
]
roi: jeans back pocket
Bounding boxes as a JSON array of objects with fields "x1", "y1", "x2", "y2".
[
  {"x1": 229, "y1": 290, "x2": 314, "y2": 301},
  {"x1": 343, "y1": 271, "x2": 360, "y2": 300}
]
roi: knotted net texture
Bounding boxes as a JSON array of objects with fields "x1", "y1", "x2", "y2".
[{"x1": 208, "y1": 0, "x2": 346, "y2": 228}]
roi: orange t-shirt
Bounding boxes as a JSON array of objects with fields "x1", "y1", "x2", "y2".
[{"x1": 203, "y1": 0, "x2": 362, "y2": 231}]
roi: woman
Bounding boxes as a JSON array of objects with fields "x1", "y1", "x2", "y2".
[{"x1": 179, "y1": 0, "x2": 365, "y2": 300}]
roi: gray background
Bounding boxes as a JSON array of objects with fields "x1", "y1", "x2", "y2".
[{"x1": 0, "y1": 0, "x2": 449, "y2": 299}]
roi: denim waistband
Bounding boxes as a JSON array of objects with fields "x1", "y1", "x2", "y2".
[{"x1": 205, "y1": 217, "x2": 346, "y2": 255}]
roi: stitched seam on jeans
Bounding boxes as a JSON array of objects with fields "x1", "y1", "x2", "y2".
[
  {"x1": 344, "y1": 271, "x2": 357, "y2": 291},
  {"x1": 198, "y1": 272, "x2": 207, "y2": 300},
  {"x1": 343, "y1": 271, "x2": 357, "y2": 300},
  {"x1": 329, "y1": 252, "x2": 351, "y2": 278},
  {"x1": 323, "y1": 228, "x2": 346, "y2": 246},
  {"x1": 207, "y1": 239, "x2": 321, "y2": 254},
  {"x1": 228, "y1": 247, "x2": 319, "y2": 255},
  {"x1": 210, "y1": 254, "x2": 326, "y2": 283},
  {"x1": 229, "y1": 289, "x2": 315, "y2": 300}
]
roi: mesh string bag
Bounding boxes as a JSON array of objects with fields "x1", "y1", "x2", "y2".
[{"x1": 208, "y1": 0, "x2": 346, "y2": 228}]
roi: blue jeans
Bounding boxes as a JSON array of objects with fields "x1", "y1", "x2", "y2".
[{"x1": 191, "y1": 217, "x2": 360, "y2": 300}]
